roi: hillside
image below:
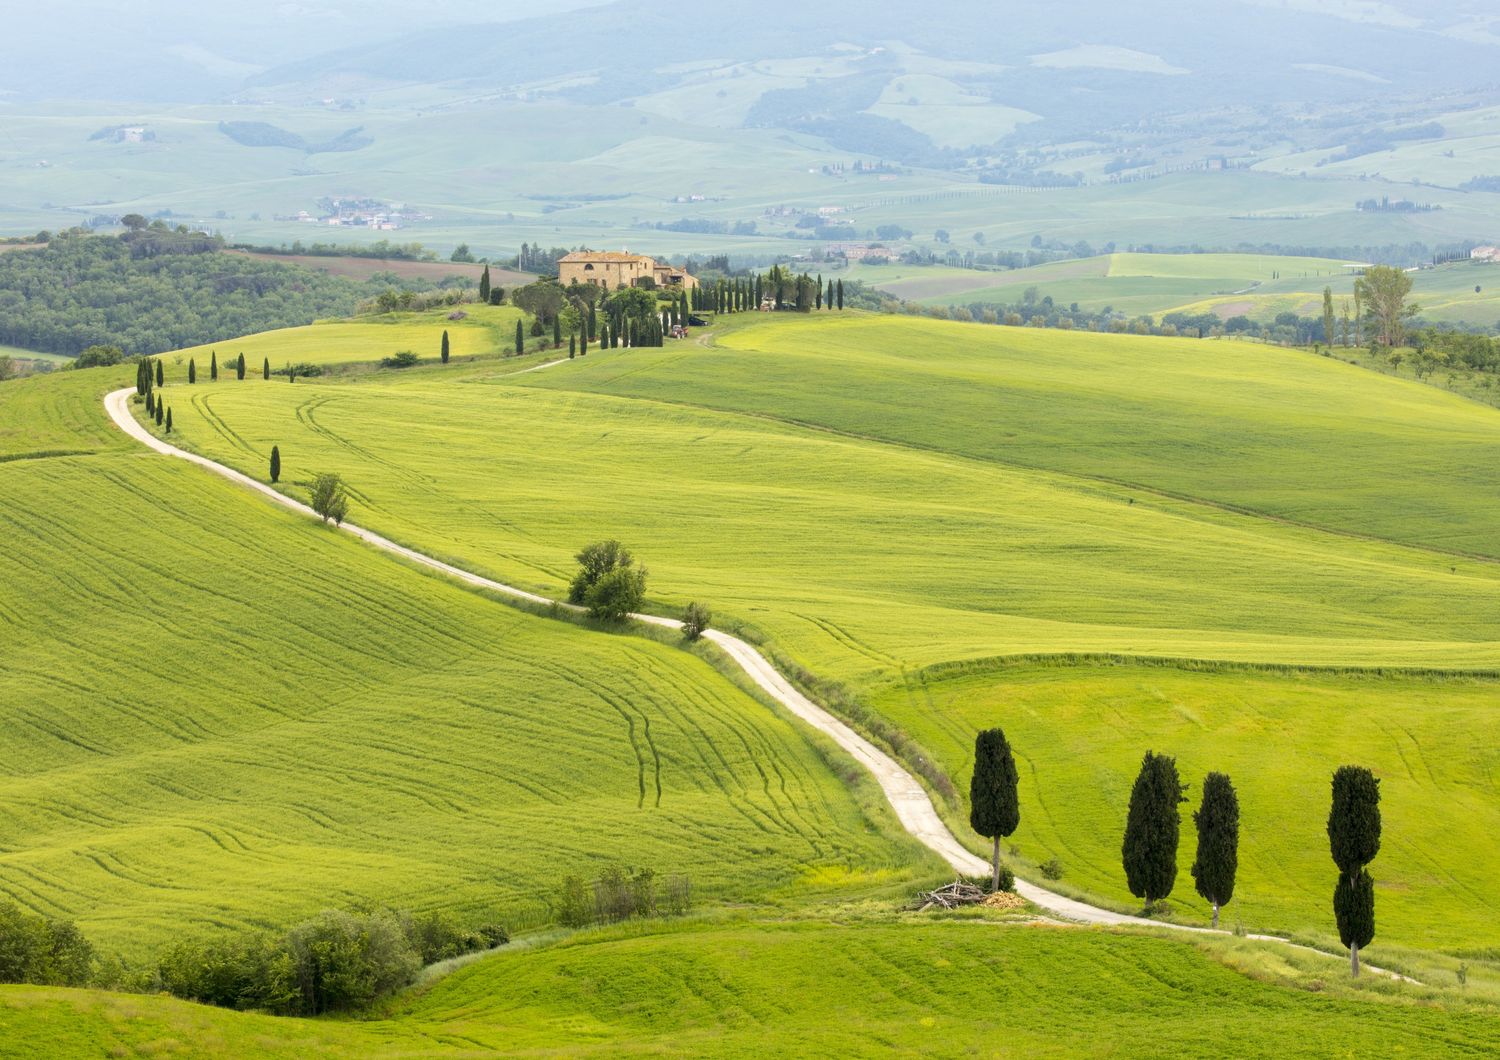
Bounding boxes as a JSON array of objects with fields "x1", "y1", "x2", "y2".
[{"x1": 5, "y1": 920, "x2": 1500, "y2": 1057}]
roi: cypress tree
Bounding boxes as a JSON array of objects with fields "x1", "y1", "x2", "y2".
[
  {"x1": 479, "y1": 265, "x2": 491, "y2": 303},
  {"x1": 569, "y1": 333, "x2": 576, "y2": 359},
  {"x1": 136, "y1": 360, "x2": 146, "y2": 396},
  {"x1": 210, "y1": 352, "x2": 218, "y2": 381},
  {"x1": 1190, "y1": 772, "x2": 1239, "y2": 928},
  {"x1": 236, "y1": 353, "x2": 246, "y2": 380},
  {"x1": 836, "y1": 279, "x2": 844, "y2": 310},
  {"x1": 515, "y1": 320, "x2": 525, "y2": 355},
  {"x1": 553, "y1": 315, "x2": 561, "y2": 348},
  {"x1": 155, "y1": 358, "x2": 164, "y2": 388},
  {"x1": 188, "y1": 358, "x2": 196, "y2": 384},
  {"x1": 145, "y1": 391, "x2": 154, "y2": 416},
  {"x1": 588, "y1": 304, "x2": 597, "y2": 341},
  {"x1": 269, "y1": 445, "x2": 280, "y2": 483},
  {"x1": 165, "y1": 407, "x2": 173, "y2": 433},
  {"x1": 154, "y1": 399, "x2": 163, "y2": 426},
  {"x1": 441, "y1": 330, "x2": 450, "y2": 364},
  {"x1": 1121, "y1": 750, "x2": 1187, "y2": 909},
  {"x1": 827, "y1": 279, "x2": 835, "y2": 309},
  {"x1": 816, "y1": 274, "x2": 823, "y2": 310},
  {"x1": 969, "y1": 728, "x2": 1021, "y2": 891},
  {"x1": 263, "y1": 357, "x2": 270, "y2": 381},
  {"x1": 1328, "y1": 766, "x2": 1381, "y2": 976}
]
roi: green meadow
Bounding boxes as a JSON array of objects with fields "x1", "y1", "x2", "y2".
[
  {"x1": 5, "y1": 920, "x2": 1499, "y2": 1057},
  {"x1": 0, "y1": 368, "x2": 930, "y2": 960},
  {"x1": 150, "y1": 311, "x2": 1500, "y2": 947}
]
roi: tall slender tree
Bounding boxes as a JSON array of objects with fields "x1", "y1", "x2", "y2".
[
  {"x1": 165, "y1": 407, "x2": 173, "y2": 433},
  {"x1": 553, "y1": 315, "x2": 562, "y2": 348},
  {"x1": 155, "y1": 358, "x2": 164, "y2": 387},
  {"x1": 515, "y1": 320, "x2": 525, "y2": 355},
  {"x1": 269, "y1": 445, "x2": 281, "y2": 483},
  {"x1": 815, "y1": 274, "x2": 823, "y2": 310},
  {"x1": 1322, "y1": 287, "x2": 1336, "y2": 348},
  {"x1": 1328, "y1": 765, "x2": 1381, "y2": 976},
  {"x1": 263, "y1": 357, "x2": 270, "y2": 381},
  {"x1": 441, "y1": 330, "x2": 450, "y2": 364},
  {"x1": 827, "y1": 279, "x2": 835, "y2": 309},
  {"x1": 1190, "y1": 772, "x2": 1239, "y2": 928},
  {"x1": 154, "y1": 399, "x2": 163, "y2": 426},
  {"x1": 188, "y1": 358, "x2": 197, "y2": 384},
  {"x1": 569, "y1": 333, "x2": 576, "y2": 359},
  {"x1": 969, "y1": 728, "x2": 1021, "y2": 891},
  {"x1": 210, "y1": 352, "x2": 218, "y2": 381},
  {"x1": 1121, "y1": 751, "x2": 1187, "y2": 909},
  {"x1": 236, "y1": 353, "x2": 246, "y2": 380},
  {"x1": 479, "y1": 265, "x2": 491, "y2": 303},
  {"x1": 836, "y1": 279, "x2": 844, "y2": 310}
]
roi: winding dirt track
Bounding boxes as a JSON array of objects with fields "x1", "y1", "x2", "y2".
[{"x1": 104, "y1": 386, "x2": 1410, "y2": 975}]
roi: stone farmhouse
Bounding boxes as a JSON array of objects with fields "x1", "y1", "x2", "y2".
[{"x1": 558, "y1": 251, "x2": 698, "y2": 290}]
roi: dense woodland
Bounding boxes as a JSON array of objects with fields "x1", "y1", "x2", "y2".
[{"x1": 0, "y1": 230, "x2": 379, "y2": 356}]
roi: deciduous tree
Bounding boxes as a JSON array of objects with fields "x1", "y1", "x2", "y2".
[
  {"x1": 310, "y1": 472, "x2": 349, "y2": 525},
  {"x1": 969, "y1": 728, "x2": 1021, "y2": 891},
  {"x1": 1354, "y1": 265, "x2": 1417, "y2": 347}
]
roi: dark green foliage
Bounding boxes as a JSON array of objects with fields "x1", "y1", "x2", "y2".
[
  {"x1": 1334, "y1": 868, "x2": 1376, "y2": 952},
  {"x1": 310, "y1": 472, "x2": 349, "y2": 525},
  {"x1": 1121, "y1": 751, "x2": 1187, "y2": 905},
  {"x1": 1191, "y1": 772, "x2": 1239, "y2": 926},
  {"x1": 836, "y1": 278, "x2": 844, "y2": 310},
  {"x1": 556, "y1": 867, "x2": 691, "y2": 929},
  {"x1": 441, "y1": 329, "x2": 450, "y2": 364},
  {"x1": 682, "y1": 601, "x2": 711, "y2": 640},
  {"x1": 157, "y1": 906, "x2": 506, "y2": 1017},
  {"x1": 144, "y1": 391, "x2": 155, "y2": 416},
  {"x1": 381, "y1": 350, "x2": 420, "y2": 369},
  {"x1": 478, "y1": 266, "x2": 491, "y2": 303},
  {"x1": 515, "y1": 320, "x2": 525, "y2": 355},
  {"x1": 263, "y1": 356, "x2": 270, "y2": 380},
  {"x1": 1040, "y1": 857, "x2": 1064, "y2": 880},
  {"x1": 996, "y1": 866, "x2": 1016, "y2": 892},
  {"x1": 970, "y1": 728, "x2": 1021, "y2": 889},
  {"x1": 165, "y1": 407, "x2": 172, "y2": 433},
  {"x1": 154, "y1": 399, "x2": 163, "y2": 426},
  {"x1": 135, "y1": 359, "x2": 148, "y2": 395},
  {"x1": 236, "y1": 353, "x2": 246, "y2": 380},
  {"x1": 77, "y1": 344, "x2": 124, "y2": 368},
  {"x1": 188, "y1": 357, "x2": 196, "y2": 384},
  {"x1": 155, "y1": 358, "x2": 164, "y2": 387},
  {"x1": 569, "y1": 539, "x2": 646, "y2": 619},
  {"x1": 270, "y1": 445, "x2": 281, "y2": 483},
  {"x1": 210, "y1": 352, "x2": 218, "y2": 381},
  {"x1": 1328, "y1": 766, "x2": 1381, "y2": 873},
  {"x1": 553, "y1": 315, "x2": 562, "y2": 348},
  {"x1": 0, "y1": 901, "x2": 96, "y2": 987}
]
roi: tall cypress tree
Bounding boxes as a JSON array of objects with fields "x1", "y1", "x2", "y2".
[
  {"x1": 1328, "y1": 766, "x2": 1381, "y2": 976},
  {"x1": 136, "y1": 360, "x2": 147, "y2": 396},
  {"x1": 236, "y1": 353, "x2": 246, "y2": 380},
  {"x1": 154, "y1": 399, "x2": 163, "y2": 426},
  {"x1": 1121, "y1": 751, "x2": 1187, "y2": 909},
  {"x1": 515, "y1": 320, "x2": 525, "y2": 355},
  {"x1": 269, "y1": 445, "x2": 281, "y2": 483},
  {"x1": 815, "y1": 274, "x2": 823, "y2": 310},
  {"x1": 145, "y1": 391, "x2": 154, "y2": 416},
  {"x1": 1190, "y1": 772, "x2": 1239, "y2": 928},
  {"x1": 165, "y1": 407, "x2": 173, "y2": 433},
  {"x1": 210, "y1": 352, "x2": 218, "y2": 381},
  {"x1": 188, "y1": 358, "x2": 197, "y2": 384},
  {"x1": 827, "y1": 279, "x2": 835, "y2": 309},
  {"x1": 569, "y1": 333, "x2": 576, "y2": 359},
  {"x1": 969, "y1": 728, "x2": 1021, "y2": 891},
  {"x1": 1323, "y1": 286, "x2": 1336, "y2": 347},
  {"x1": 836, "y1": 279, "x2": 844, "y2": 310},
  {"x1": 553, "y1": 315, "x2": 561, "y2": 348},
  {"x1": 262, "y1": 357, "x2": 270, "y2": 381},
  {"x1": 155, "y1": 358, "x2": 164, "y2": 387},
  {"x1": 479, "y1": 265, "x2": 491, "y2": 303},
  {"x1": 441, "y1": 330, "x2": 450, "y2": 364}
]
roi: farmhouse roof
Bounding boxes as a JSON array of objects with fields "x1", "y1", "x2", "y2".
[{"x1": 560, "y1": 250, "x2": 655, "y2": 263}]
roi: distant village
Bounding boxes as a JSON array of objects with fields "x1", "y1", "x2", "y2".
[{"x1": 275, "y1": 197, "x2": 431, "y2": 230}]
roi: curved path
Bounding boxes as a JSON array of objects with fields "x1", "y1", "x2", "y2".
[{"x1": 104, "y1": 387, "x2": 1410, "y2": 974}]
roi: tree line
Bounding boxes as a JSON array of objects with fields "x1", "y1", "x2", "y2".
[{"x1": 969, "y1": 729, "x2": 1382, "y2": 976}]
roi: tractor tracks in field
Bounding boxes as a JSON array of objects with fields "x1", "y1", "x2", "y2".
[{"x1": 103, "y1": 387, "x2": 1417, "y2": 982}]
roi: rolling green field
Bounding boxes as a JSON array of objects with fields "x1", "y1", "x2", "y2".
[
  {"x1": 162, "y1": 303, "x2": 527, "y2": 373},
  {"x1": 0, "y1": 368, "x2": 930, "y2": 960},
  {"x1": 5, "y1": 919, "x2": 1499, "y2": 1057},
  {"x1": 151, "y1": 311, "x2": 1500, "y2": 947}
]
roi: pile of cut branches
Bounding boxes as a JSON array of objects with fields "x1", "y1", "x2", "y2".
[{"x1": 909, "y1": 880, "x2": 987, "y2": 911}]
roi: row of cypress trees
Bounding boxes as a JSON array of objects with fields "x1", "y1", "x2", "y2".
[
  {"x1": 970, "y1": 730, "x2": 1381, "y2": 975},
  {"x1": 690, "y1": 274, "x2": 845, "y2": 315}
]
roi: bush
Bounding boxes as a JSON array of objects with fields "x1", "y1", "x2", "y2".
[
  {"x1": 76, "y1": 344, "x2": 125, "y2": 368},
  {"x1": 271, "y1": 362, "x2": 323, "y2": 378},
  {"x1": 553, "y1": 868, "x2": 690, "y2": 929},
  {"x1": 682, "y1": 601, "x2": 711, "y2": 640},
  {"x1": 381, "y1": 350, "x2": 420, "y2": 369},
  {"x1": 569, "y1": 540, "x2": 644, "y2": 612},
  {"x1": 1040, "y1": 857, "x2": 1064, "y2": 881},
  {"x1": 585, "y1": 565, "x2": 647, "y2": 621},
  {"x1": 997, "y1": 866, "x2": 1016, "y2": 893},
  {"x1": 0, "y1": 901, "x2": 95, "y2": 986}
]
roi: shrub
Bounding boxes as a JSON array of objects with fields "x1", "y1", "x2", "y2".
[
  {"x1": 270, "y1": 363, "x2": 323, "y2": 379},
  {"x1": 553, "y1": 867, "x2": 688, "y2": 929},
  {"x1": 585, "y1": 565, "x2": 647, "y2": 621},
  {"x1": 682, "y1": 601, "x2": 711, "y2": 640},
  {"x1": 381, "y1": 350, "x2": 420, "y2": 369},
  {"x1": 997, "y1": 866, "x2": 1016, "y2": 893},
  {"x1": 76, "y1": 344, "x2": 124, "y2": 368},
  {"x1": 0, "y1": 901, "x2": 96, "y2": 987},
  {"x1": 557, "y1": 876, "x2": 592, "y2": 928},
  {"x1": 568, "y1": 540, "x2": 633, "y2": 604},
  {"x1": 1040, "y1": 857, "x2": 1064, "y2": 881}
]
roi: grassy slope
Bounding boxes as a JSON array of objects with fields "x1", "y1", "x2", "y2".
[
  {"x1": 0, "y1": 368, "x2": 928, "y2": 959},
  {"x1": 4, "y1": 920, "x2": 1498, "y2": 1057},
  {"x1": 161, "y1": 304, "x2": 526, "y2": 372},
  {"x1": 156, "y1": 313, "x2": 1500, "y2": 946}
]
